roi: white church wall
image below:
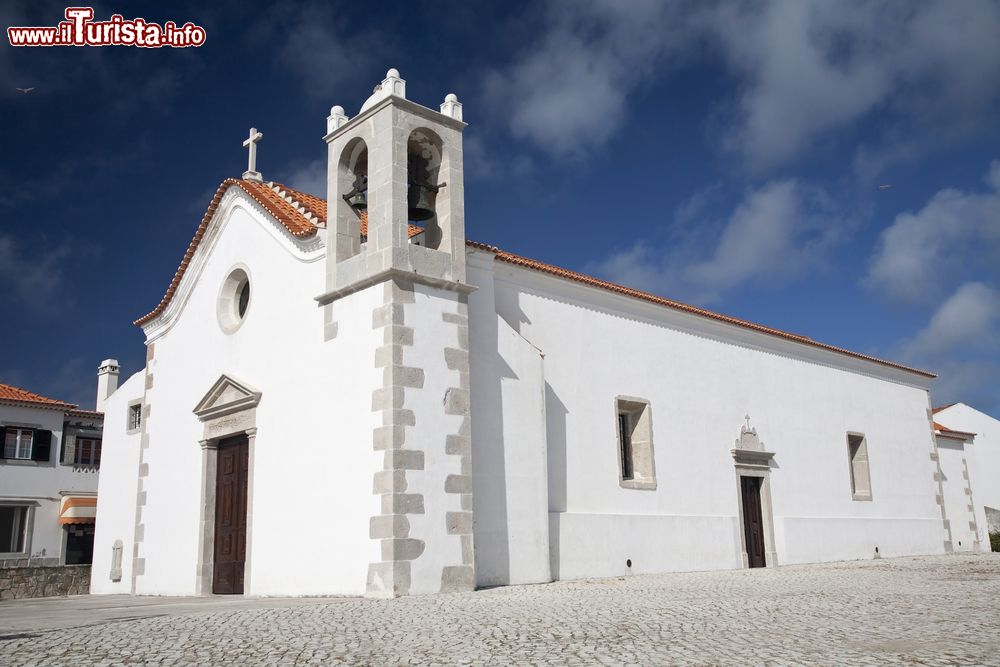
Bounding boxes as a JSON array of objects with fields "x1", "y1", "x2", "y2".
[
  {"x1": 127, "y1": 199, "x2": 381, "y2": 596},
  {"x1": 486, "y1": 258, "x2": 942, "y2": 579},
  {"x1": 935, "y1": 436, "x2": 979, "y2": 551},
  {"x1": 934, "y1": 404, "x2": 1000, "y2": 542},
  {"x1": 468, "y1": 257, "x2": 551, "y2": 587},
  {"x1": 91, "y1": 371, "x2": 144, "y2": 593}
]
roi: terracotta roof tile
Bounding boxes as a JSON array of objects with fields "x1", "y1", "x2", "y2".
[
  {"x1": 134, "y1": 179, "x2": 422, "y2": 326},
  {"x1": 0, "y1": 382, "x2": 76, "y2": 410},
  {"x1": 133, "y1": 178, "x2": 936, "y2": 380},
  {"x1": 931, "y1": 403, "x2": 956, "y2": 414},
  {"x1": 933, "y1": 421, "x2": 976, "y2": 438}
]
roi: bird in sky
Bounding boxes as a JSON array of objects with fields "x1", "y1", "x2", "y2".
[
  {"x1": 15, "y1": 87, "x2": 35, "y2": 94},
  {"x1": 878, "y1": 184, "x2": 894, "y2": 190}
]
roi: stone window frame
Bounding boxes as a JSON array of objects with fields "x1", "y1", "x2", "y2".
[
  {"x1": 126, "y1": 400, "x2": 143, "y2": 434},
  {"x1": 216, "y1": 264, "x2": 253, "y2": 335},
  {"x1": 614, "y1": 396, "x2": 657, "y2": 490},
  {"x1": 0, "y1": 501, "x2": 36, "y2": 560},
  {"x1": 846, "y1": 431, "x2": 873, "y2": 502}
]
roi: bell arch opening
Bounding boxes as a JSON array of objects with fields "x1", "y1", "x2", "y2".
[
  {"x1": 407, "y1": 128, "x2": 444, "y2": 249},
  {"x1": 337, "y1": 136, "x2": 369, "y2": 256}
]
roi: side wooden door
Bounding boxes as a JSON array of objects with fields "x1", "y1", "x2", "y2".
[{"x1": 741, "y1": 476, "x2": 766, "y2": 568}]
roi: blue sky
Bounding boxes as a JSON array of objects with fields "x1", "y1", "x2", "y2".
[{"x1": 1, "y1": 0, "x2": 999, "y2": 416}]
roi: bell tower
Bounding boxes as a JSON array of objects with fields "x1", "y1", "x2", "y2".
[
  {"x1": 318, "y1": 70, "x2": 476, "y2": 597},
  {"x1": 323, "y1": 68, "x2": 468, "y2": 293}
]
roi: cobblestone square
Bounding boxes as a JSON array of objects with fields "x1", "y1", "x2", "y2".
[{"x1": 2, "y1": 554, "x2": 999, "y2": 666}]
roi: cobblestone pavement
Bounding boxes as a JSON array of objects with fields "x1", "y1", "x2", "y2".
[{"x1": 2, "y1": 554, "x2": 999, "y2": 666}]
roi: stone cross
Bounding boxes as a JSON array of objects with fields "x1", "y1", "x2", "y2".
[{"x1": 242, "y1": 127, "x2": 263, "y2": 182}]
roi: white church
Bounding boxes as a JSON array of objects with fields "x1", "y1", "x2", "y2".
[{"x1": 91, "y1": 70, "x2": 983, "y2": 598}]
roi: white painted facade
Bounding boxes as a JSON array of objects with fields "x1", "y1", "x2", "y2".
[
  {"x1": 1, "y1": 393, "x2": 103, "y2": 567},
  {"x1": 933, "y1": 403, "x2": 1000, "y2": 542},
  {"x1": 91, "y1": 70, "x2": 963, "y2": 598}
]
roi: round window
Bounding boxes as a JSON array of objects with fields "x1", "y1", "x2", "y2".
[{"x1": 217, "y1": 267, "x2": 251, "y2": 333}]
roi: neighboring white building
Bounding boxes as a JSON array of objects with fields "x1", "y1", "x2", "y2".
[
  {"x1": 1, "y1": 367, "x2": 112, "y2": 567},
  {"x1": 92, "y1": 70, "x2": 958, "y2": 598},
  {"x1": 933, "y1": 403, "x2": 1000, "y2": 545}
]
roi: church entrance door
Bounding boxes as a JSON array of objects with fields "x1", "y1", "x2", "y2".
[
  {"x1": 213, "y1": 434, "x2": 249, "y2": 594},
  {"x1": 740, "y1": 476, "x2": 766, "y2": 568}
]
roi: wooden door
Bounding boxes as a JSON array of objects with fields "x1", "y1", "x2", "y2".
[
  {"x1": 213, "y1": 435, "x2": 249, "y2": 594},
  {"x1": 741, "y1": 476, "x2": 766, "y2": 568}
]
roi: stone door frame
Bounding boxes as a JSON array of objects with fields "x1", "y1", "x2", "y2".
[
  {"x1": 192, "y1": 375, "x2": 261, "y2": 595},
  {"x1": 731, "y1": 417, "x2": 778, "y2": 569}
]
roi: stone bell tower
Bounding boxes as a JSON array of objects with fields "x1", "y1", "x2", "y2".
[{"x1": 318, "y1": 69, "x2": 475, "y2": 597}]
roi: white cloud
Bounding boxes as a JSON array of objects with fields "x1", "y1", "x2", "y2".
[
  {"x1": 0, "y1": 235, "x2": 74, "y2": 314},
  {"x1": 483, "y1": 1, "x2": 690, "y2": 159},
  {"x1": 484, "y1": 1, "x2": 1000, "y2": 172},
  {"x1": 281, "y1": 158, "x2": 327, "y2": 196},
  {"x1": 901, "y1": 282, "x2": 1000, "y2": 359},
  {"x1": 587, "y1": 179, "x2": 847, "y2": 303},
  {"x1": 896, "y1": 282, "x2": 1000, "y2": 415},
  {"x1": 252, "y1": 2, "x2": 379, "y2": 103},
  {"x1": 866, "y1": 160, "x2": 1000, "y2": 305}
]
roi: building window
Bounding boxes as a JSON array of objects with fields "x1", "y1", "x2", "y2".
[
  {"x1": 3, "y1": 428, "x2": 33, "y2": 459},
  {"x1": 217, "y1": 266, "x2": 251, "y2": 333},
  {"x1": 615, "y1": 397, "x2": 657, "y2": 490},
  {"x1": 0, "y1": 506, "x2": 28, "y2": 554},
  {"x1": 74, "y1": 438, "x2": 102, "y2": 466},
  {"x1": 65, "y1": 524, "x2": 96, "y2": 565},
  {"x1": 847, "y1": 433, "x2": 872, "y2": 501},
  {"x1": 128, "y1": 404, "x2": 142, "y2": 431},
  {"x1": 238, "y1": 280, "x2": 251, "y2": 318},
  {"x1": 618, "y1": 413, "x2": 634, "y2": 480}
]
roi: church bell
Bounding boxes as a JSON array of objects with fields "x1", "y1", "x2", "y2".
[
  {"x1": 343, "y1": 173, "x2": 368, "y2": 212},
  {"x1": 407, "y1": 153, "x2": 439, "y2": 221}
]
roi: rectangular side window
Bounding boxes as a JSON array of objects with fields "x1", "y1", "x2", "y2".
[
  {"x1": 128, "y1": 404, "x2": 142, "y2": 431},
  {"x1": 847, "y1": 433, "x2": 872, "y2": 501},
  {"x1": 615, "y1": 397, "x2": 656, "y2": 490},
  {"x1": 618, "y1": 412, "x2": 634, "y2": 480}
]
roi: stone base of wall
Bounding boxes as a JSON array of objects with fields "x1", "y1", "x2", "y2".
[{"x1": 0, "y1": 565, "x2": 91, "y2": 600}]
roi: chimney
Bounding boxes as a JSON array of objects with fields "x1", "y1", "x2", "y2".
[{"x1": 96, "y1": 359, "x2": 120, "y2": 412}]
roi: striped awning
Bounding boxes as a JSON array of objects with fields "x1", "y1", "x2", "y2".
[{"x1": 59, "y1": 496, "x2": 97, "y2": 525}]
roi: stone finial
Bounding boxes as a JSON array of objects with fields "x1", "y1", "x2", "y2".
[
  {"x1": 360, "y1": 68, "x2": 407, "y2": 114},
  {"x1": 327, "y1": 105, "x2": 349, "y2": 133},
  {"x1": 381, "y1": 67, "x2": 406, "y2": 99},
  {"x1": 440, "y1": 93, "x2": 463, "y2": 121}
]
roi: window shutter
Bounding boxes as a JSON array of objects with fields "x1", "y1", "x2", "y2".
[
  {"x1": 32, "y1": 429, "x2": 52, "y2": 462},
  {"x1": 0, "y1": 427, "x2": 8, "y2": 459},
  {"x1": 62, "y1": 433, "x2": 77, "y2": 465}
]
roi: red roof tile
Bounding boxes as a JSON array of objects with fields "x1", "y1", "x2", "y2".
[
  {"x1": 931, "y1": 403, "x2": 956, "y2": 414},
  {"x1": 134, "y1": 179, "x2": 422, "y2": 326},
  {"x1": 0, "y1": 382, "x2": 76, "y2": 410},
  {"x1": 133, "y1": 178, "x2": 936, "y2": 380},
  {"x1": 933, "y1": 421, "x2": 976, "y2": 438}
]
